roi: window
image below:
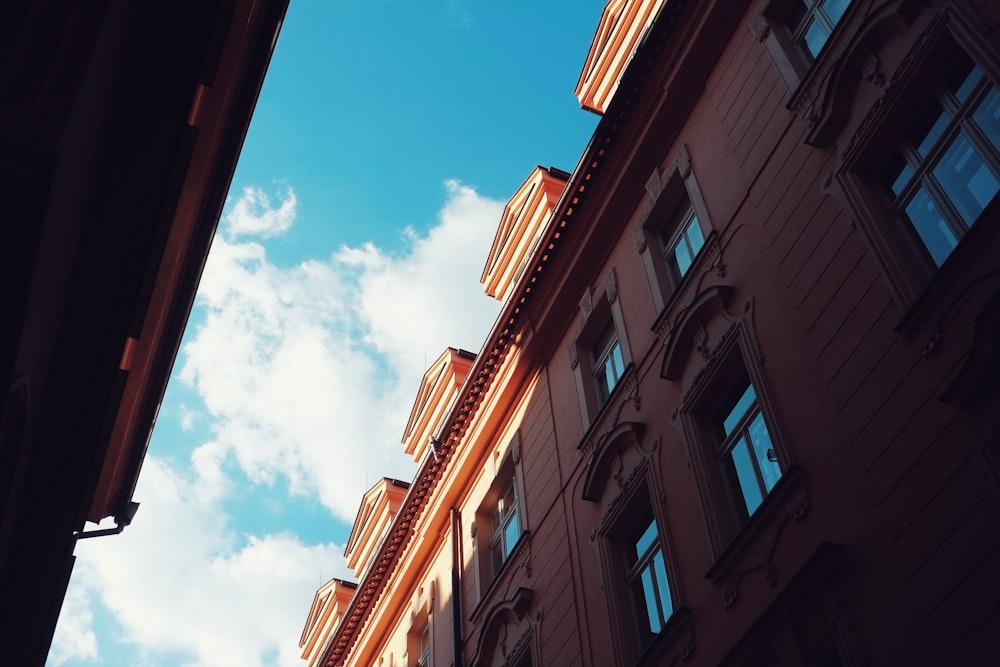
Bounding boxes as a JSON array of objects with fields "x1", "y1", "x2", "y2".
[
  {"x1": 879, "y1": 50, "x2": 1000, "y2": 267},
  {"x1": 597, "y1": 478, "x2": 685, "y2": 665},
  {"x1": 662, "y1": 195, "x2": 705, "y2": 284},
  {"x1": 752, "y1": 0, "x2": 857, "y2": 98},
  {"x1": 591, "y1": 316, "x2": 626, "y2": 407},
  {"x1": 487, "y1": 472, "x2": 521, "y2": 577},
  {"x1": 715, "y1": 379, "x2": 782, "y2": 521},
  {"x1": 570, "y1": 272, "x2": 633, "y2": 429},
  {"x1": 475, "y1": 447, "x2": 526, "y2": 591},
  {"x1": 836, "y1": 14, "x2": 1000, "y2": 308},
  {"x1": 634, "y1": 148, "x2": 714, "y2": 317},
  {"x1": 414, "y1": 623, "x2": 430, "y2": 667},
  {"x1": 786, "y1": 0, "x2": 853, "y2": 61},
  {"x1": 624, "y1": 508, "x2": 674, "y2": 649}
]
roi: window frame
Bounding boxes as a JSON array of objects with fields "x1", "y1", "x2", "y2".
[
  {"x1": 835, "y1": 7, "x2": 1000, "y2": 313},
  {"x1": 595, "y1": 467, "x2": 685, "y2": 666},
  {"x1": 633, "y1": 145, "x2": 715, "y2": 317},
  {"x1": 751, "y1": 0, "x2": 858, "y2": 96},
  {"x1": 675, "y1": 320, "x2": 792, "y2": 558},
  {"x1": 473, "y1": 435, "x2": 529, "y2": 598},
  {"x1": 569, "y1": 270, "x2": 634, "y2": 430}
]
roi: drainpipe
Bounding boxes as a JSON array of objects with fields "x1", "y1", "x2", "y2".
[
  {"x1": 451, "y1": 507, "x2": 464, "y2": 667},
  {"x1": 73, "y1": 501, "x2": 140, "y2": 540}
]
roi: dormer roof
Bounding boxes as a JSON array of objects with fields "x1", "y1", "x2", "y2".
[
  {"x1": 343, "y1": 478, "x2": 410, "y2": 579},
  {"x1": 299, "y1": 577, "x2": 357, "y2": 667},
  {"x1": 401, "y1": 347, "x2": 476, "y2": 461},
  {"x1": 481, "y1": 166, "x2": 569, "y2": 303},
  {"x1": 575, "y1": 0, "x2": 665, "y2": 114}
]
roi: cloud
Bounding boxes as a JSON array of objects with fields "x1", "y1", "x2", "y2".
[
  {"x1": 61, "y1": 457, "x2": 348, "y2": 667},
  {"x1": 224, "y1": 186, "x2": 297, "y2": 238},
  {"x1": 47, "y1": 567, "x2": 98, "y2": 666},
  {"x1": 181, "y1": 181, "x2": 503, "y2": 521},
  {"x1": 51, "y1": 180, "x2": 505, "y2": 667}
]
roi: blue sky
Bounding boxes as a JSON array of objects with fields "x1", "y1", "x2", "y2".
[{"x1": 49, "y1": 2, "x2": 601, "y2": 666}]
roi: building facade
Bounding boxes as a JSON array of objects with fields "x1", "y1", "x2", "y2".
[{"x1": 301, "y1": 0, "x2": 1000, "y2": 665}]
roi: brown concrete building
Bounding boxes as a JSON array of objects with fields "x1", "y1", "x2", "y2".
[
  {"x1": 1, "y1": 2, "x2": 288, "y2": 664},
  {"x1": 302, "y1": 0, "x2": 1000, "y2": 665}
]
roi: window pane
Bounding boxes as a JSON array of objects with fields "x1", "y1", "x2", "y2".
[
  {"x1": 932, "y1": 130, "x2": 999, "y2": 226},
  {"x1": 802, "y1": 18, "x2": 828, "y2": 59},
  {"x1": 652, "y1": 550, "x2": 673, "y2": 616},
  {"x1": 673, "y1": 236, "x2": 693, "y2": 277},
  {"x1": 747, "y1": 412, "x2": 781, "y2": 493},
  {"x1": 821, "y1": 0, "x2": 851, "y2": 25},
  {"x1": 639, "y1": 568, "x2": 661, "y2": 633},
  {"x1": 610, "y1": 341, "x2": 625, "y2": 381},
  {"x1": 634, "y1": 520, "x2": 657, "y2": 561},
  {"x1": 973, "y1": 85, "x2": 1000, "y2": 149},
  {"x1": 687, "y1": 214, "x2": 705, "y2": 255},
  {"x1": 732, "y1": 438, "x2": 765, "y2": 516},
  {"x1": 503, "y1": 511, "x2": 520, "y2": 557},
  {"x1": 723, "y1": 383, "x2": 756, "y2": 436},
  {"x1": 904, "y1": 187, "x2": 957, "y2": 266}
]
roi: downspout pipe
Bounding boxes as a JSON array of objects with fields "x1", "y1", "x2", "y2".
[
  {"x1": 73, "y1": 501, "x2": 140, "y2": 540},
  {"x1": 451, "y1": 507, "x2": 464, "y2": 667}
]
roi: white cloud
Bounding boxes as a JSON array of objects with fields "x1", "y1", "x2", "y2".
[
  {"x1": 181, "y1": 181, "x2": 503, "y2": 521},
  {"x1": 224, "y1": 186, "x2": 297, "y2": 238},
  {"x1": 48, "y1": 566, "x2": 98, "y2": 666},
  {"x1": 62, "y1": 457, "x2": 347, "y2": 667},
  {"x1": 49, "y1": 180, "x2": 505, "y2": 667}
]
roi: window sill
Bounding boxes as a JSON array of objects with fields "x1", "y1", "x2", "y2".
[
  {"x1": 577, "y1": 363, "x2": 637, "y2": 453},
  {"x1": 892, "y1": 196, "x2": 1000, "y2": 340},
  {"x1": 469, "y1": 530, "x2": 530, "y2": 623},
  {"x1": 651, "y1": 231, "x2": 722, "y2": 344},
  {"x1": 704, "y1": 465, "x2": 809, "y2": 595},
  {"x1": 635, "y1": 606, "x2": 695, "y2": 667}
]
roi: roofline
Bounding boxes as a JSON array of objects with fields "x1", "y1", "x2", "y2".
[{"x1": 319, "y1": 2, "x2": 694, "y2": 664}]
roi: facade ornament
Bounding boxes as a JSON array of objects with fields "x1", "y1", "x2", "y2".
[
  {"x1": 861, "y1": 52, "x2": 885, "y2": 87},
  {"x1": 749, "y1": 13, "x2": 770, "y2": 42}
]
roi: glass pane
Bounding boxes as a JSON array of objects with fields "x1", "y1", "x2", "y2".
[
  {"x1": 634, "y1": 519, "x2": 657, "y2": 560},
  {"x1": 653, "y1": 550, "x2": 672, "y2": 616},
  {"x1": 973, "y1": 85, "x2": 1000, "y2": 149},
  {"x1": 640, "y1": 568, "x2": 661, "y2": 633},
  {"x1": 903, "y1": 187, "x2": 957, "y2": 266},
  {"x1": 932, "y1": 130, "x2": 999, "y2": 227},
  {"x1": 687, "y1": 214, "x2": 705, "y2": 255},
  {"x1": 821, "y1": 0, "x2": 851, "y2": 25},
  {"x1": 732, "y1": 438, "x2": 765, "y2": 516},
  {"x1": 610, "y1": 341, "x2": 625, "y2": 380},
  {"x1": 802, "y1": 19, "x2": 828, "y2": 59},
  {"x1": 673, "y1": 236, "x2": 693, "y2": 277},
  {"x1": 723, "y1": 383, "x2": 756, "y2": 436},
  {"x1": 747, "y1": 413, "x2": 781, "y2": 493},
  {"x1": 503, "y1": 511, "x2": 520, "y2": 557},
  {"x1": 911, "y1": 102, "x2": 951, "y2": 157}
]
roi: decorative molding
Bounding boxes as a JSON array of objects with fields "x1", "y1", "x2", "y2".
[
  {"x1": 840, "y1": 9, "x2": 945, "y2": 164},
  {"x1": 861, "y1": 52, "x2": 885, "y2": 86},
  {"x1": 749, "y1": 13, "x2": 770, "y2": 42},
  {"x1": 660, "y1": 285, "x2": 735, "y2": 380},
  {"x1": 582, "y1": 421, "x2": 647, "y2": 502},
  {"x1": 469, "y1": 587, "x2": 534, "y2": 667},
  {"x1": 675, "y1": 144, "x2": 692, "y2": 179}
]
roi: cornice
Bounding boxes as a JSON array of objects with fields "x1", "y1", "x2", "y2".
[{"x1": 320, "y1": 2, "x2": 695, "y2": 664}]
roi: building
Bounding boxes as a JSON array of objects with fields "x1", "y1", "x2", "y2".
[
  {"x1": 0, "y1": 1, "x2": 288, "y2": 664},
  {"x1": 301, "y1": 0, "x2": 1000, "y2": 665}
]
